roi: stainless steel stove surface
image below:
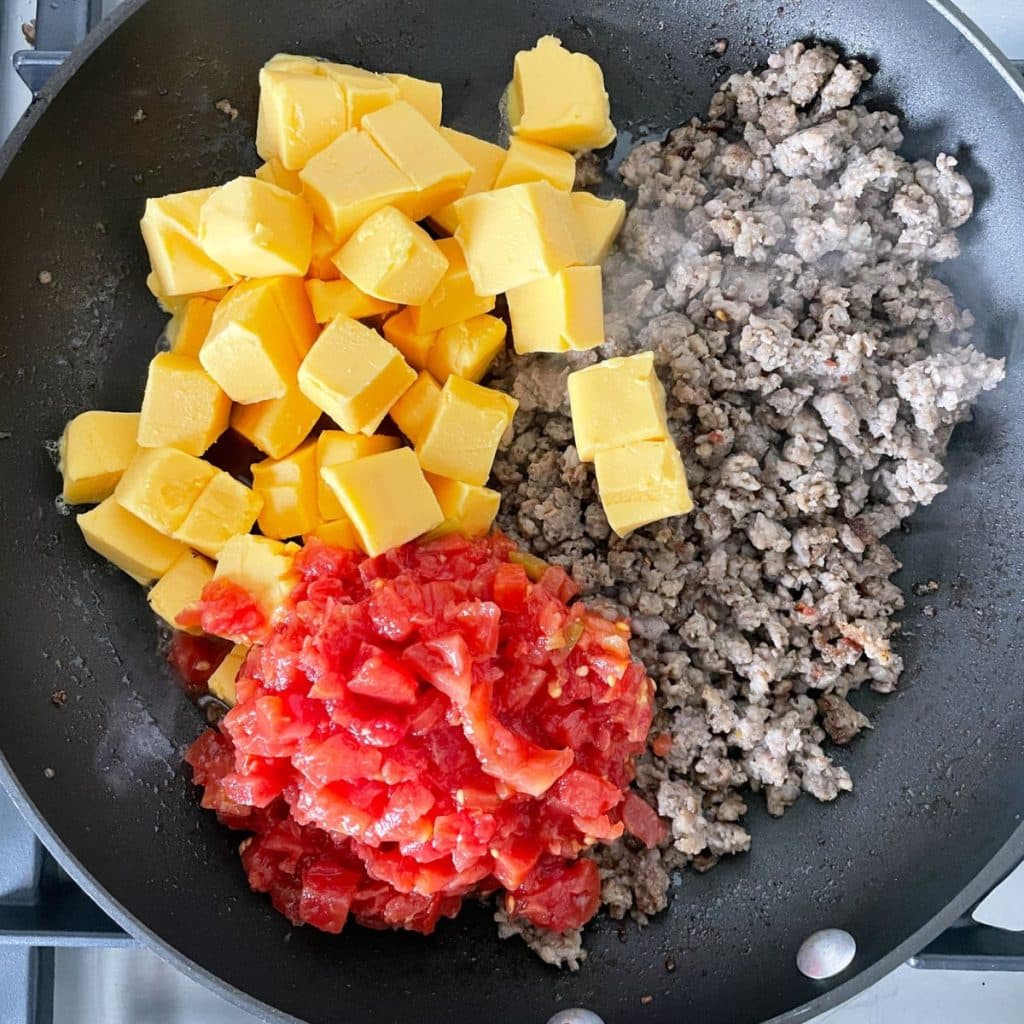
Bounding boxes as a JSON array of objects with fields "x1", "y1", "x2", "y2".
[{"x1": 2, "y1": 1, "x2": 1023, "y2": 1022}]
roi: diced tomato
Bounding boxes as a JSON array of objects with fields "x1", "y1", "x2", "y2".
[
  {"x1": 185, "y1": 579, "x2": 267, "y2": 644},
  {"x1": 402, "y1": 634, "x2": 472, "y2": 706},
  {"x1": 299, "y1": 863, "x2": 361, "y2": 933},
  {"x1": 293, "y1": 734, "x2": 383, "y2": 787},
  {"x1": 167, "y1": 632, "x2": 233, "y2": 699},
  {"x1": 511, "y1": 857, "x2": 601, "y2": 933},
  {"x1": 622, "y1": 790, "x2": 668, "y2": 849},
  {"x1": 491, "y1": 562, "x2": 529, "y2": 612},
  {"x1": 346, "y1": 647, "x2": 420, "y2": 705},
  {"x1": 442, "y1": 600, "x2": 501, "y2": 657}
]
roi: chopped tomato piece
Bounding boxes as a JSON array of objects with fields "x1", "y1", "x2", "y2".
[
  {"x1": 622, "y1": 790, "x2": 668, "y2": 849},
  {"x1": 348, "y1": 648, "x2": 420, "y2": 705}
]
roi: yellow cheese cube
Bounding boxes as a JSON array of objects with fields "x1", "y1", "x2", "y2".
[
  {"x1": 208, "y1": 643, "x2": 248, "y2": 706},
  {"x1": 415, "y1": 376, "x2": 518, "y2": 486},
  {"x1": 115, "y1": 447, "x2": 217, "y2": 535},
  {"x1": 173, "y1": 472, "x2": 263, "y2": 559},
  {"x1": 567, "y1": 352, "x2": 669, "y2": 462},
  {"x1": 254, "y1": 158, "x2": 304, "y2": 195},
  {"x1": 509, "y1": 36, "x2": 616, "y2": 151},
  {"x1": 169, "y1": 297, "x2": 218, "y2": 359},
  {"x1": 321, "y1": 447, "x2": 443, "y2": 556},
  {"x1": 362, "y1": 101, "x2": 472, "y2": 221},
  {"x1": 140, "y1": 188, "x2": 239, "y2": 297},
  {"x1": 382, "y1": 308, "x2": 437, "y2": 370},
  {"x1": 409, "y1": 237, "x2": 495, "y2": 333},
  {"x1": 59, "y1": 411, "x2": 141, "y2": 505},
  {"x1": 298, "y1": 315, "x2": 416, "y2": 435},
  {"x1": 425, "y1": 473, "x2": 501, "y2": 537},
  {"x1": 507, "y1": 265, "x2": 604, "y2": 354},
  {"x1": 299, "y1": 129, "x2": 414, "y2": 243},
  {"x1": 389, "y1": 370, "x2": 441, "y2": 445},
  {"x1": 270, "y1": 275, "x2": 321, "y2": 359},
  {"x1": 493, "y1": 137, "x2": 576, "y2": 191},
  {"x1": 214, "y1": 534, "x2": 300, "y2": 622},
  {"x1": 304, "y1": 279, "x2": 397, "y2": 324},
  {"x1": 333, "y1": 206, "x2": 449, "y2": 306},
  {"x1": 454, "y1": 182, "x2": 578, "y2": 294},
  {"x1": 322, "y1": 64, "x2": 400, "y2": 125},
  {"x1": 430, "y1": 128, "x2": 506, "y2": 235},
  {"x1": 306, "y1": 517, "x2": 364, "y2": 553},
  {"x1": 256, "y1": 65, "x2": 348, "y2": 171},
  {"x1": 198, "y1": 176, "x2": 314, "y2": 278},
  {"x1": 315, "y1": 431, "x2": 401, "y2": 519},
  {"x1": 200, "y1": 279, "x2": 303, "y2": 404},
  {"x1": 146, "y1": 274, "x2": 227, "y2": 317},
  {"x1": 594, "y1": 440, "x2": 693, "y2": 537},
  {"x1": 230, "y1": 384, "x2": 321, "y2": 460},
  {"x1": 308, "y1": 221, "x2": 341, "y2": 280},
  {"x1": 264, "y1": 53, "x2": 322, "y2": 73},
  {"x1": 78, "y1": 497, "x2": 186, "y2": 585},
  {"x1": 138, "y1": 353, "x2": 231, "y2": 455},
  {"x1": 384, "y1": 73, "x2": 442, "y2": 126},
  {"x1": 251, "y1": 439, "x2": 321, "y2": 540},
  {"x1": 570, "y1": 192, "x2": 626, "y2": 265},
  {"x1": 147, "y1": 550, "x2": 215, "y2": 633},
  {"x1": 427, "y1": 315, "x2": 507, "y2": 384}
]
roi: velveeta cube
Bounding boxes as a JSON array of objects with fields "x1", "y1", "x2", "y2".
[
  {"x1": 208, "y1": 643, "x2": 248, "y2": 706},
  {"x1": 427, "y1": 315, "x2": 507, "y2": 384},
  {"x1": 320, "y1": 447, "x2": 443, "y2": 556},
  {"x1": 594, "y1": 440, "x2": 693, "y2": 537},
  {"x1": 415, "y1": 376, "x2": 518, "y2": 486},
  {"x1": 333, "y1": 206, "x2": 449, "y2": 306},
  {"x1": 298, "y1": 315, "x2": 416, "y2": 435},
  {"x1": 430, "y1": 128, "x2": 506, "y2": 235},
  {"x1": 214, "y1": 534, "x2": 300, "y2": 629},
  {"x1": 138, "y1": 353, "x2": 231, "y2": 455},
  {"x1": 389, "y1": 370, "x2": 441, "y2": 445},
  {"x1": 59, "y1": 411, "x2": 140, "y2": 505},
  {"x1": 425, "y1": 473, "x2": 501, "y2": 537},
  {"x1": 251, "y1": 439, "x2": 322, "y2": 540},
  {"x1": 409, "y1": 237, "x2": 495, "y2": 334},
  {"x1": 168, "y1": 297, "x2": 218, "y2": 359},
  {"x1": 147, "y1": 550, "x2": 215, "y2": 634},
  {"x1": 230, "y1": 384, "x2": 321, "y2": 461},
  {"x1": 114, "y1": 446, "x2": 216, "y2": 536},
  {"x1": 382, "y1": 308, "x2": 437, "y2": 370},
  {"x1": 77, "y1": 497, "x2": 186, "y2": 585},
  {"x1": 567, "y1": 351, "x2": 669, "y2": 462},
  {"x1": 199, "y1": 176, "x2": 314, "y2": 278},
  {"x1": 493, "y1": 137, "x2": 576, "y2": 191},
  {"x1": 384, "y1": 73, "x2": 442, "y2": 126},
  {"x1": 140, "y1": 188, "x2": 239, "y2": 297},
  {"x1": 173, "y1": 472, "x2": 263, "y2": 559},
  {"x1": 315, "y1": 430, "x2": 401, "y2": 520},
  {"x1": 571, "y1": 192, "x2": 626, "y2": 265},
  {"x1": 507, "y1": 265, "x2": 604, "y2": 354},
  {"x1": 322, "y1": 64, "x2": 400, "y2": 125},
  {"x1": 361, "y1": 101, "x2": 473, "y2": 221},
  {"x1": 305, "y1": 278, "x2": 397, "y2": 324},
  {"x1": 306, "y1": 517, "x2": 364, "y2": 553},
  {"x1": 299, "y1": 128, "x2": 414, "y2": 243},
  {"x1": 254, "y1": 158, "x2": 303, "y2": 195},
  {"x1": 308, "y1": 222, "x2": 341, "y2": 281}
]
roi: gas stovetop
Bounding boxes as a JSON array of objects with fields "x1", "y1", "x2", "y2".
[{"x1": 2, "y1": 2, "x2": 1024, "y2": 1022}]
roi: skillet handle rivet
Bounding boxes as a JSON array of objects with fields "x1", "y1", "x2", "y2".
[
  {"x1": 547, "y1": 1011, "x2": 606, "y2": 1024},
  {"x1": 797, "y1": 928, "x2": 857, "y2": 979}
]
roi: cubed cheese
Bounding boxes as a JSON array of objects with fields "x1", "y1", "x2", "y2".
[
  {"x1": 308, "y1": 221, "x2": 341, "y2": 280},
  {"x1": 570, "y1": 192, "x2": 626, "y2": 265},
  {"x1": 333, "y1": 206, "x2": 449, "y2": 306},
  {"x1": 430, "y1": 128, "x2": 506, "y2": 235},
  {"x1": 322, "y1": 64, "x2": 400, "y2": 125},
  {"x1": 315, "y1": 430, "x2": 401, "y2": 519},
  {"x1": 427, "y1": 314, "x2": 506, "y2": 383},
  {"x1": 200, "y1": 279, "x2": 305, "y2": 404},
  {"x1": 78, "y1": 497, "x2": 186, "y2": 585},
  {"x1": 594, "y1": 440, "x2": 693, "y2": 537},
  {"x1": 408, "y1": 237, "x2": 495, "y2": 333},
  {"x1": 389, "y1": 370, "x2": 441, "y2": 445},
  {"x1": 304, "y1": 278, "x2": 398, "y2": 323},
  {"x1": 168, "y1": 297, "x2": 218, "y2": 359},
  {"x1": 425, "y1": 473, "x2": 501, "y2": 537},
  {"x1": 454, "y1": 181, "x2": 578, "y2": 294},
  {"x1": 214, "y1": 533, "x2": 300, "y2": 623},
  {"x1": 362, "y1": 101, "x2": 472, "y2": 221},
  {"x1": 384, "y1": 73, "x2": 442, "y2": 126},
  {"x1": 299, "y1": 129, "x2": 414, "y2": 243},
  {"x1": 255, "y1": 158, "x2": 304, "y2": 195},
  {"x1": 297, "y1": 315, "x2": 416, "y2": 434},
  {"x1": 138, "y1": 353, "x2": 231, "y2": 455},
  {"x1": 508, "y1": 36, "x2": 616, "y2": 151},
  {"x1": 320, "y1": 447, "x2": 443, "y2": 556},
  {"x1": 230, "y1": 384, "x2": 322, "y2": 460},
  {"x1": 114, "y1": 447, "x2": 217, "y2": 535},
  {"x1": 506, "y1": 265, "x2": 604, "y2": 354},
  {"x1": 493, "y1": 137, "x2": 576, "y2": 191},
  {"x1": 567, "y1": 351, "x2": 669, "y2": 461},
  {"x1": 147, "y1": 550, "x2": 215, "y2": 633},
  {"x1": 173, "y1": 472, "x2": 263, "y2": 559},
  {"x1": 146, "y1": 274, "x2": 228, "y2": 317},
  {"x1": 59, "y1": 411, "x2": 140, "y2": 505},
  {"x1": 208, "y1": 643, "x2": 248, "y2": 706},
  {"x1": 256, "y1": 64, "x2": 348, "y2": 170},
  {"x1": 381, "y1": 308, "x2": 437, "y2": 369},
  {"x1": 305, "y1": 517, "x2": 364, "y2": 553},
  {"x1": 199, "y1": 176, "x2": 314, "y2": 278},
  {"x1": 415, "y1": 376, "x2": 518, "y2": 486},
  {"x1": 140, "y1": 188, "x2": 239, "y2": 297},
  {"x1": 251, "y1": 439, "x2": 321, "y2": 540}
]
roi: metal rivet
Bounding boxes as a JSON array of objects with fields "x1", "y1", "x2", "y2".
[
  {"x1": 547, "y1": 1011, "x2": 606, "y2": 1024},
  {"x1": 797, "y1": 928, "x2": 856, "y2": 979}
]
